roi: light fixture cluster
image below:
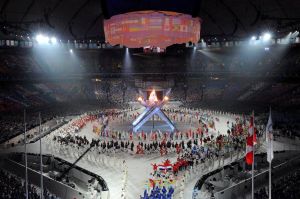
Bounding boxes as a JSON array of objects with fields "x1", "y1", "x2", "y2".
[
  {"x1": 35, "y1": 34, "x2": 58, "y2": 45},
  {"x1": 250, "y1": 32, "x2": 272, "y2": 42},
  {"x1": 3, "y1": 30, "x2": 300, "y2": 51}
]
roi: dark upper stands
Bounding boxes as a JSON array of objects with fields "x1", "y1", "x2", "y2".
[
  {"x1": 0, "y1": 168, "x2": 60, "y2": 199},
  {"x1": 0, "y1": 45, "x2": 300, "y2": 143}
]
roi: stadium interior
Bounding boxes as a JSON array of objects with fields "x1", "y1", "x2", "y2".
[{"x1": 0, "y1": 0, "x2": 300, "y2": 199}]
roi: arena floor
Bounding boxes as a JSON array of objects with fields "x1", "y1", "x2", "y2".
[{"x1": 1, "y1": 105, "x2": 300, "y2": 199}]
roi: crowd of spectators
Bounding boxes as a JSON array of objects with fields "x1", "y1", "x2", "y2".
[
  {"x1": 0, "y1": 82, "x2": 97, "y2": 112},
  {"x1": 0, "y1": 112, "x2": 56, "y2": 144},
  {"x1": 0, "y1": 44, "x2": 300, "y2": 110},
  {"x1": 1, "y1": 45, "x2": 300, "y2": 79},
  {"x1": 0, "y1": 169, "x2": 60, "y2": 199},
  {"x1": 94, "y1": 80, "x2": 138, "y2": 103},
  {"x1": 0, "y1": 102, "x2": 118, "y2": 144},
  {"x1": 0, "y1": 43, "x2": 299, "y2": 112},
  {"x1": 254, "y1": 168, "x2": 300, "y2": 199}
]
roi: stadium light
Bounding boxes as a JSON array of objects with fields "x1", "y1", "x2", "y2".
[
  {"x1": 262, "y1": 33, "x2": 271, "y2": 41},
  {"x1": 36, "y1": 34, "x2": 49, "y2": 44},
  {"x1": 50, "y1": 37, "x2": 57, "y2": 44}
]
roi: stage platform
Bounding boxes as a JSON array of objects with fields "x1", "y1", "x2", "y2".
[{"x1": 108, "y1": 119, "x2": 198, "y2": 133}]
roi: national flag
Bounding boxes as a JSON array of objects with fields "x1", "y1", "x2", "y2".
[
  {"x1": 248, "y1": 114, "x2": 257, "y2": 145},
  {"x1": 246, "y1": 136, "x2": 254, "y2": 165},
  {"x1": 246, "y1": 112, "x2": 256, "y2": 165},
  {"x1": 266, "y1": 109, "x2": 273, "y2": 163},
  {"x1": 157, "y1": 159, "x2": 173, "y2": 171},
  {"x1": 149, "y1": 178, "x2": 155, "y2": 188}
]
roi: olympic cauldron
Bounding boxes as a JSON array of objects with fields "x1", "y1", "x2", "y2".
[{"x1": 132, "y1": 89, "x2": 175, "y2": 133}]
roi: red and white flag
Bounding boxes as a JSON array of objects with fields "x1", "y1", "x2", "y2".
[
  {"x1": 246, "y1": 136, "x2": 254, "y2": 165},
  {"x1": 266, "y1": 109, "x2": 273, "y2": 163},
  {"x1": 246, "y1": 112, "x2": 256, "y2": 165}
]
